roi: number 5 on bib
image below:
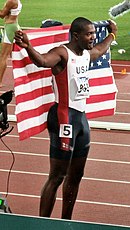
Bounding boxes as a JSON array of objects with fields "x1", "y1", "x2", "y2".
[{"x1": 59, "y1": 124, "x2": 72, "y2": 138}]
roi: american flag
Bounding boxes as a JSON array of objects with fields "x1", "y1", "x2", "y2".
[{"x1": 12, "y1": 21, "x2": 117, "y2": 140}]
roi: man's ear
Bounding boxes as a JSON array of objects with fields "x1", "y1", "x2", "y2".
[{"x1": 73, "y1": 32, "x2": 78, "y2": 40}]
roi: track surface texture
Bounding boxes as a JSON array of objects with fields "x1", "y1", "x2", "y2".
[{"x1": 0, "y1": 59, "x2": 130, "y2": 227}]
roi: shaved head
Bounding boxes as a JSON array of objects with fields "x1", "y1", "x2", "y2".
[{"x1": 69, "y1": 17, "x2": 93, "y2": 36}]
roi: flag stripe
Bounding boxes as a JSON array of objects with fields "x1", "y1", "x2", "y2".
[
  {"x1": 15, "y1": 85, "x2": 53, "y2": 104},
  {"x1": 16, "y1": 102, "x2": 54, "y2": 123},
  {"x1": 87, "y1": 92, "x2": 116, "y2": 103},
  {"x1": 28, "y1": 31, "x2": 69, "y2": 47},
  {"x1": 89, "y1": 76, "x2": 113, "y2": 86},
  {"x1": 17, "y1": 111, "x2": 48, "y2": 132},
  {"x1": 15, "y1": 93, "x2": 54, "y2": 115},
  {"x1": 15, "y1": 76, "x2": 52, "y2": 96},
  {"x1": 14, "y1": 69, "x2": 51, "y2": 84},
  {"x1": 18, "y1": 122, "x2": 47, "y2": 140},
  {"x1": 86, "y1": 98, "x2": 117, "y2": 113},
  {"x1": 86, "y1": 108, "x2": 115, "y2": 119}
]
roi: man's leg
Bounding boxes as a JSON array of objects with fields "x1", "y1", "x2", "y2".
[
  {"x1": 61, "y1": 154, "x2": 88, "y2": 219},
  {"x1": 0, "y1": 43, "x2": 13, "y2": 87},
  {"x1": 39, "y1": 158, "x2": 70, "y2": 217}
]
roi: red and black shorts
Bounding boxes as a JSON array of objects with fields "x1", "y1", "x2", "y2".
[{"x1": 47, "y1": 103, "x2": 90, "y2": 160}]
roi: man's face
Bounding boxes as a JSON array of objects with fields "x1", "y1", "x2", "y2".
[{"x1": 77, "y1": 24, "x2": 96, "y2": 50}]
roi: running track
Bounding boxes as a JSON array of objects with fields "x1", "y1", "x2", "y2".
[{"x1": 0, "y1": 59, "x2": 130, "y2": 227}]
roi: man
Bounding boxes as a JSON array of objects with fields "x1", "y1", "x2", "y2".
[
  {"x1": 14, "y1": 17, "x2": 117, "y2": 219},
  {"x1": 0, "y1": 0, "x2": 22, "y2": 88}
]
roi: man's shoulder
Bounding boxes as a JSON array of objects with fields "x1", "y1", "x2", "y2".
[
  {"x1": 49, "y1": 45, "x2": 68, "y2": 64},
  {"x1": 51, "y1": 44, "x2": 68, "y2": 54}
]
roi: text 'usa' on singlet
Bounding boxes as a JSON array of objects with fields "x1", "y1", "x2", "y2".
[
  {"x1": 52, "y1": 45, "x2": 91, "y2": 112},
  {"x1": 10, "y1": 0, "x2": 22, "y2": 16}
]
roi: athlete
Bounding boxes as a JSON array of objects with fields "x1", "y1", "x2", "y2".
[
  {"x1": 14, "y1": 17, "x2": 117, "y2": 219},
  {"x1": 0, "y1": 0, "x2": 22, "y2": 88}
]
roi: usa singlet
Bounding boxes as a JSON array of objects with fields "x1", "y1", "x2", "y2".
[
  {"x1": 48, "y1": 45, "x2": 91, "y2": 155},
  {"x1": 52, "y1": 45, "x2": 90, "y2": 112}
]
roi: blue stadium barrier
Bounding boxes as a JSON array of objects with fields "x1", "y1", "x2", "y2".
[{"x1": 1, "y1": 213, "x2": 130, "y2": 230}]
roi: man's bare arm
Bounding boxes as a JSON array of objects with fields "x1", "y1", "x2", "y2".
[{"x1": 14, "y1": 30, "x2": 62, "y2": 68}]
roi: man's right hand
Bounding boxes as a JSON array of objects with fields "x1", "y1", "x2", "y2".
[{"x1": 14, "y1": 30, "x2": 30, "y2": 48}]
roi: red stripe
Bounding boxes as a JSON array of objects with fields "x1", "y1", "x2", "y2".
[
  {"x1": 58, "y1": 70, "x2": 69, "y2": 107},
  {"x1": 56, "y1": 67, "x2": 69, "y2": 123},
  {"x1": 86, "y1": 108, "x2": 115, "y2": 119},
  {"x1": 15, "y1": 86, "x2": 53, "y2": 104},
  {"x1": 56, "y1": 67, "x2": 70, "y2": 150},
  {"x1": 17, "y1": 102, "x2": 54, "y2": 122},
  {"x1": 13, "y1": 27, "x2": 69, "y2": 52},
  {"x1": 13, "y1": 43, "x2": 22, "y2": 52},
  {"x1": 24, "y1": 25, "x2": 70, "y2": 33},
  {"x1": 29, "y1": 32, "x2": 69, "y2": 47},
  {"x1": 19, "y1": 122, "x2": 47, "y2": 140},
  {"x1": 87, "y1": 92, "x2": 116, "y2": 104},
  {"x1": 12, "y1": 57, "x2": 32, "y2": 69},
  {"x1": 89, "y1": 76, "x2": 113, "y2": 86},
  {"x1": 14, "y1": 69, "x2": 52, "y2": 87}
]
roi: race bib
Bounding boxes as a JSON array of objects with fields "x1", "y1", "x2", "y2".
[
  {"x1": 70, "y1": 76, "x2": 89, "y2": 101},
  {"x1": 59, "y1": 124, "x2": 72, "y2": 138}
]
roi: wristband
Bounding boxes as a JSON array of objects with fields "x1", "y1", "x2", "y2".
[{"x1": 110, "y1": 33, "x2": 116, "y2": 41}]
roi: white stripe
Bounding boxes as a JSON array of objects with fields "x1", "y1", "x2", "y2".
[
  {"x1": 34, "y1": 41, "x2": 68, "y2": 53},
  {"x1": 15, "y1": 76, "x2": 52, "y2": 96},
  {"x1": 13, "y1": 63, "x2": 46, "y2": 78},
  {"x1": 1, "y1": 190, "x2": 130, "y2": 210},
  {"x1": 112, "y1": 63, "x2": 130, "y2": 67},
  {"x1": 90, "y1": 84, "x2": 117, "y2": 95},
  {"x1": 1, "y1": 168, "x2": 130, "y2": 184},
  {"x1": 15, "y1": 93, "x2": 54, "y2": 114},
  {"x1": 17, "y1": 111, "x2": 48, "y2": 132},
  {"x1": 0, "y1": 149, "x2": 49, "y2": 157},
  {"x1": 12, "y1": 48, "x2": 29, "y2": 60},
  {"x1": 116, "y1": 112, "x2": 130, "y2": 115},
  {"x1": 7, "y1": 65, "x2": 12, "y2": 68},
  {"x1": 114, "y1": 71, "x2": 130, "y2": 74},
  {"x1": 12, "y1": 40, "x2": 68, "y2": 61},
  {"x1": 85, "y1": 99, "x2": 116, "y2": 113},
  {"x1": 88, "y1": 158, "x2": 130, "y2": 165},
  {"x1": 119, "y1": 93, "x2": 130, "y2": 95},
  {"x1": 117, "y1": 99, "x2": 130, "y2": 102},
  {"x1": 87, "y1": 67, "x2": 114, "y2": 78},
  {"x1": 27, "y1": 29, "x2": 69, "y2": 39}
]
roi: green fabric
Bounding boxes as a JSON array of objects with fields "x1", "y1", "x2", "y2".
[{"x1": 3, "y1": 22, "x2": 20, "y2": 43}]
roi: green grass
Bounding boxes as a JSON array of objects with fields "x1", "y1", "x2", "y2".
[{"x1": 0, "y1": 0, "x2": 130, "y2": 60}]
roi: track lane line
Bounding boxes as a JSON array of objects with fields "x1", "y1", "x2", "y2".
[
  {"x1": 5, "y1": 134, "x2": 130, "y2": 147},
  {"x1": 1, "y1": 168, "x2": 130, "y2": 184},
  {"x1": 1, "y1": 191, "x2": 130, "y2": 209}
]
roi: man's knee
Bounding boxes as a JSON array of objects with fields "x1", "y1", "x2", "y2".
[
  {"x1": 49, "y1": 173, "x2": 65, "y2": 187},
  {"x1": 65, "y1": 170, "x2": 84, "y2": 185}
]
